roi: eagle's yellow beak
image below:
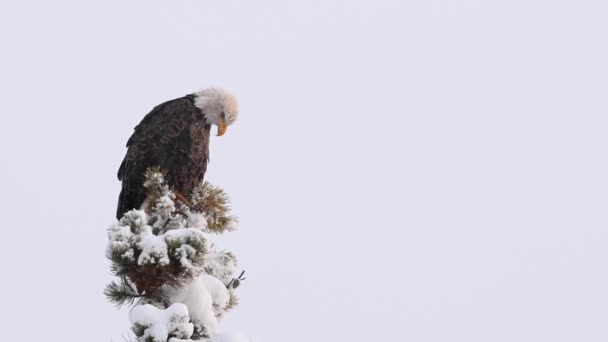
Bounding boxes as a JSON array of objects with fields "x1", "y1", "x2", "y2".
[{"x1": 216, "y1": 119, "x2": 228, "y2": 136}]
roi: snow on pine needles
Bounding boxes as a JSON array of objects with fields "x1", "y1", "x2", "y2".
[{"x1": 106, "y1": 168, "x2": 248, "y2": 342}]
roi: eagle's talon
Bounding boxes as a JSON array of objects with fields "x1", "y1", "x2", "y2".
[{"x1": 174, "y1": 192, "x2": 192, "y2": 207}]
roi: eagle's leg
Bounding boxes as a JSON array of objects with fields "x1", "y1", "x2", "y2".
[{"x1": 174, "y1": 192, "x2": 192, "y2": 207}]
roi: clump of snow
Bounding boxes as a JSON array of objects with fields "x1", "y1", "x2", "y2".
[
  {"x1": 164, "y1": 274, "x2": 230, "y2": 338},
  {"x1": 205, "y1": 249, "x2": 238, "y2": 287},
  {"x1": 107, "y1": 224, "x2": 135, "y2": 260},
  {"x1": 173, "y1": 244, "x2": 198, "y2": 269},
  {"x1": 120, "y1": 209, "x2": 148, "y2": 233},
  {"x1": 148, "y1": 194, "x2": 185, "y2": 231},
  {"x1": 155, "y1": 195, "x2": 176, "y2": 218},
  {"x1": 130, "y1": 303, "x2": 194, "y2": 342},
  {"x1": 138, "y1": 227, "x2": 170, "y2": 266},
  {"x1": 200, "y1": 274, "x2": 230, "y2": 316},
  {"x1": 165, "y1": 228, "x2": 207, "y2": 270},
  {"x1": 185, "y1": 210, "x2": 208, "y2": 230},
  {"x1": 107, "y1": 210, "x2": 149, "y2": 263},
  {"x1": 164, "y1": 227, "x2": 207, "y2": 243},
  {"x1": 108, "y1": 210, "x2": 208, "y2": 274}
]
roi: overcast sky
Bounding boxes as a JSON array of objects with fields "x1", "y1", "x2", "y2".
[{"x1": 2, "y1": 0, "x2": 608, "y2": 341}]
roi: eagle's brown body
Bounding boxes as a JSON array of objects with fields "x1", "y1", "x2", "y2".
[{"x1": 117, "y1": 95, "x2": 210, "y2": 219}]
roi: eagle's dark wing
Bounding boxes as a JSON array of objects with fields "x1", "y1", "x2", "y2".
[{"x1": 116, "y1": 96, "x2": 202, "y2": 219}]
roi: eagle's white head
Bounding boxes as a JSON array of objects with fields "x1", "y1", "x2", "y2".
[{"x1": 194, "y1": 87, "x2": 239, "y2": 136}]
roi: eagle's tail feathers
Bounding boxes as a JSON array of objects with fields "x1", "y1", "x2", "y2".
[{"x1": 116, "y1": 183, "x2": 147, "y2": 220}]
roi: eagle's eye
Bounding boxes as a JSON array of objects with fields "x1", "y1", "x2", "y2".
[{"x1": 221, "y1": 111, "x2": 226, "y2": 119}]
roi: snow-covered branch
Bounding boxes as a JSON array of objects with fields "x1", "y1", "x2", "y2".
[{"x1": 105, "y1": 168, "x2": 248, "y2": 342}]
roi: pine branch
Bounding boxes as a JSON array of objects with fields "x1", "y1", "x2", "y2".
[
  {"x1": 104, "y1": 278, "x2": 142, "y2": 308},
  {"x1": 225, "y1": 290, "x2": 239, "y2": 312},
  {"x1": 107, "y1": 166, "x2": 246, "y2": 340},
  {"x1": 191, "y1": 181, "x2": 238, "y2": 233}
]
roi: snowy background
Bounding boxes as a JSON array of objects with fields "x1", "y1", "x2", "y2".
[{"x1": 2, "y1": 0, "x2": 608, "y2": 341}]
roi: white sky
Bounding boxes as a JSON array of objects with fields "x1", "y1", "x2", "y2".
[{"x1": 2, "y1": 0, "x2": 608, "y2": 341}]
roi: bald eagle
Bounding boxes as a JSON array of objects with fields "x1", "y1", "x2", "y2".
[{"x1": 117, "y1": 88, "x2": 238, "y2": 219}]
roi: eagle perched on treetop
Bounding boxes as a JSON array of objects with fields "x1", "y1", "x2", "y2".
[{"x1": 117, "y1": 88, "x2": 239, "y2": 219}]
